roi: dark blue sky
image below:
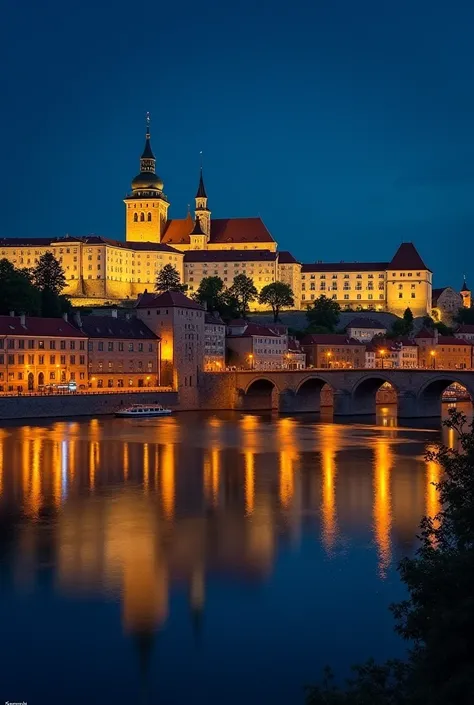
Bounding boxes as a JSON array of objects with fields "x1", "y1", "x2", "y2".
[{"x1": 1, "y1": 0, "x2": 473, "y2": 286}]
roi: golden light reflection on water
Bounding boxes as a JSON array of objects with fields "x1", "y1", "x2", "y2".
[
  {"x1": 0, "y1": 411, "x2": 453, "y2": 636},
  {"x1": 373, "y1": 437, "x2": 393, "y2": 578}
]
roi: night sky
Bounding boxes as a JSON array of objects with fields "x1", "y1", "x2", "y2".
[{"x1": 1, "y1": 0, "x2": 473, "y2": 286}]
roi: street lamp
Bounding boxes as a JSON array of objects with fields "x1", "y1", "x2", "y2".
[
  {"x1": 326, "y1": 351, "x2": 332, "y2": 369},
  {"x1": 379, "y1": 348, "x2": 386, "y2": 369},
  {"x1": 430, "y1": 349, "x2": 436, "y2": 369},
  {"x1": 248, "y1": 353, "x2": 254, "y2": 370}
]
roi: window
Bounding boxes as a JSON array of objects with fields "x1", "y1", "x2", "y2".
[
  {"x1": 50, "y1": 355, "x2": 56, "y2": 364},
  {"x1": 129, "y1": 343, "x2": 134, "y2": 352},
  {"x1": 18, "y1": 339, "x2": 25, "y2": 350},
  {"x1": 108, "y1": 342, "x2": 114, "y2": 352},
  {"x1": 28, "y1": 355, "x2": 34, "y2": 365},
  {"x1": 70, "y1": 355, "x2": 76, "y2": 364},
  {"x1": 70, "y1": 341, "x2": 75, "y2": 350},
  {"x1": 399, "y1": 293, "x2": 403, "y2": 299},
  {"x1": 138, "y1": 343, "x2": 143, "y2": 352},
  {"x1": 50, "y1": 340, "x2": 56, "y2": 349},
  {"x1": 38, "y1": 355, "x2": 44, "y2": 365},
  {"x1": 8, "y1": 339, "x2": 15, "y2": 349},
  {"x1": 60, "y1": 355, "x2": 66, "y2": 365},
  {"x1": 148, "y1": 343, "x2": 153, "y2": 352},
  {"x1": 80, "y1": 341, "x2": 85, "y2": 350},
  {"x1": 60, "y1": 340, "x2": 66, "y2": 350},
  {"x1": 118, "y1": 342, "x2": 124, "y2": 352},
  {"x1": 49, "y1": 372, "x2": 56, "y2": 380},
  {"x1": 411, "y1": 293, "x2": 415, "y2": 299},
  {"x1": 80, "y1": 355, "x2": 85, "y2": 365},
  {"x1": 97, "y1": 379, "x2": 104, "y2": 388},
  {"x1": 8, "y1": 354, "x2": 14, "y2": 365},
  {"x1": 98, "y1": 342, "x2": 104, "y2": 351}
]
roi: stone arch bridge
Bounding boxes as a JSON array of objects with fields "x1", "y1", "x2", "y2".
[{"x1": 199, "y1": 369, "x2": 474, "y2": 418}]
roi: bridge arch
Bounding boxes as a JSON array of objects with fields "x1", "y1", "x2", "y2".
[
  {"x1": 291, "y1": 375, "x2": 334, "y2": 413},
  {"x1": 241, "y1": 377, "x2": 279, "y2": 411},
  {"x1": 351, "y1": 374, "x2": 399, "y2": 416},
  {"x1": 417, "y1": 375, "x2": 474, "y2": 417}
]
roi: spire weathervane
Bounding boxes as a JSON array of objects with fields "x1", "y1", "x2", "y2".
[{"x1": 146, "y1": 112, "x2": 151, "y2": 138}]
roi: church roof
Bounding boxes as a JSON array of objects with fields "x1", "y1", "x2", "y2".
[
  {"x1": 196, "y1": 168, "x2": 207, "y2": 199},
  {"x1": 389, "y1": 242, "x2": 429, "y2": 271},
  {"x1": 184, "y1": 250, "x2": 277, "y2": 263},
  {"x1": 190, "y1": 217, "x2": 206, "y2": 236},
  {"x1": 162, "y1": 217, "x2": 275, "y2": 246},
  {"x1": 461, "y1": 279, "x2": 470, "y2": 292},
  {"x1": 278, "y1": 251, "x2": 300, "y2": 264}
]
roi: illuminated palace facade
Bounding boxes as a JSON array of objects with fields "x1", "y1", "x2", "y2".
[{"x1": 0, "y1": 121, "x2": 432, "y2": 316}]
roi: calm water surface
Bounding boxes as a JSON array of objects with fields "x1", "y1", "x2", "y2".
[{"x1": 0, "y1": 407, "x2": 466, "y2": 704}]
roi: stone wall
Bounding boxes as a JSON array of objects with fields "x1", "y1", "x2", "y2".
[{"x1": 0, "y1": 391, "x2": 178, "y2": 421}]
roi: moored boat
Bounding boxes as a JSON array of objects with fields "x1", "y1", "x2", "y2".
[{"x1": 115, "y1": 403, "x2": 172, "y2": 417}]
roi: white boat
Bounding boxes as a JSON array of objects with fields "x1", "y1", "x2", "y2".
[{"x1": 115, "y1": 403, "x2": 172, "y2": 418}]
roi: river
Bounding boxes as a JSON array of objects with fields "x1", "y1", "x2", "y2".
[{"x1": 0, "y1": 405, "x2": 468, "y2": 704}]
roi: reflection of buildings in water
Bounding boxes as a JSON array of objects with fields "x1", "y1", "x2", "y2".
[
  {"x1": 160, "y1": 444, "x2": 175, "y2": 520},
  {"x1": 244, "y1": 451, "x2": 255, "y2": 515},
  {"x1": 372, "y1": 437, "x2": 393, "y2": 578}
]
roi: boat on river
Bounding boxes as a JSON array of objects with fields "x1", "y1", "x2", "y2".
[{"x1": 115, "y1": 403, "x2": 172, "y2": 418}]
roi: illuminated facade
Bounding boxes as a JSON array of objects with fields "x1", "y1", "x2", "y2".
[
  {"x1": 204, "y1": 313, "x2": 226, "y2": 371},
  {"x1": 0, "y1": 314, "x2": 88, "y2": 392},
  {"x1": 0, "y1": 119, "x2": 432, "y2": 316}
]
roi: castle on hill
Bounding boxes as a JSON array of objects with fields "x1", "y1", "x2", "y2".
[{"x1": 0, "y1": 117, "x2": 435, "y2": 317}]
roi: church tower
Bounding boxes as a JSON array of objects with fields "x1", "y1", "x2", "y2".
[
  {"x1": 461, "y1": 276, "x2": 471, "y2": 308},
  {"x1": 191, "y1": 165, "x2": 211, "y2": 247},
  {"x1": 125, "y1": 114, "x2": 169, "y2": 243}
]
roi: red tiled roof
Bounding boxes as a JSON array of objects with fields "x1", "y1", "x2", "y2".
[
  {"x1": 301, "y1": 262, "x2": 388, "y2": 273},
  {"x1": 0, "y1": 315, "x2": 87, "y2": 337},
  {"x1": 135, "y1": 290, "x2": 204, "y2": 310},
  {"x1": 346, "y1": 317, "x2": 386, "y2": 330},
  {"x1": 162, "y1": 216, "x2": 275, "y2": 246},
  {"x1": 300, "y1": 334, "x2": 363, "y2": 346},
  {"x1": 184, "y1": 250, "x2": 277, "y2": 263},
  {"x1": 278, "y1": 251, "x2": 300, "y2": 264},
  {"x1": 389, "y1": 242, "x2": 429, "y2": 271},
  {"x1": 78, "y1": 316, "x2": 158, "y2": 339}
]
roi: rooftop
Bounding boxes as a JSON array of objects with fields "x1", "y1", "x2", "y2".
[
  {"x1": 135, "y1": 290, "x2": 204, "y2": 310},
  {"x1": 302, "y1": 261, "x2": 389, "y2": 273},
  {"x1": 300, "y1": 334, "x2": 363, "y2": 346},
  {"x1": 389, "y1": 242, "x2": 430, "y2": 271},
  {"x1": 0, "y1": 315, "x2": 87, "y2": 338},
  {"x1": 162, "y1": 216, "x2": 275, "y2": 246},
  {"x1": 346, "y1": 317, "x2": 387, "y2": 330},
  {"x1": 78, "y1": 315, "x2": 158, "y2": 340},
  {"x1": 0, "y1": 235, "x2": 181, "y2": 254},
  {"x1": 278, "y1": 251, "x2": 300, "y2": 265},
  {"x1": 184, "y1": 249, "x2": 277, "y2": 263}
]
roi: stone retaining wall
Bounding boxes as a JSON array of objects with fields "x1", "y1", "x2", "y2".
[{"x1": 0, "y1": 391, "x2": 178, "y2": 421}]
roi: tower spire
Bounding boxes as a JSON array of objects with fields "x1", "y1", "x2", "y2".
[
  {"x1": 196, "y1": 152, "x2": 207, "y2": 199},
  {"x1": 140, "y1": 112, "x2": 155, "y2": 165}
]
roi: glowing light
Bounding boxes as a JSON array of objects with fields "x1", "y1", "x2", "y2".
[
  {"x1": 143, "y1": 443, "x2": 149, "y2": 491},
  {"x1": 123, "y1": 442, "x2": 129, "y2": 480},
  {"x1": 373, "y1": 437, "x2": 393, "y2": 578},
  {"x1": 244, "y1": 451, "x2": 255, "y2": 515},
  {"x1": 161, "y1": 444, "x2": 175, "y2": 520},
  {"x1": 321, "y1": 425, "x2": 339, "y2": 553}
]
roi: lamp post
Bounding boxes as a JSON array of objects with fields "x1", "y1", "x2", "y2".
[
  {"x1": 326, "y1": 351, "x2": 332, "y2": 369},
  {"x1": 430, "y1": 349, "x2": 436, "y2": 369},
  {"x1": 248, "y1": 353, "x2": 254, "y2": 370},
  {"x1": 379, "y1": 348, "x2": 386, "y2": 369}
]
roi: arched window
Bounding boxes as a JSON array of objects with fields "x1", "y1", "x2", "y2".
[
  {"x1": 147, "y1": 212, "x2": 152, "y2": 222},
  {"x1": 133, "y1": 213, "x2": 138, "y2": 222},
  {"x1": 140, "y1": 212, "x2": 145, "y2": 222}
]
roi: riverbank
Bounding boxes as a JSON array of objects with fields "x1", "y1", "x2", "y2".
[{"x1": 0, "y1": 390, "x2": 178, "y2": 420}]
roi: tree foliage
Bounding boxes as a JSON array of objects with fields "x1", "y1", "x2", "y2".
[
  {"x1": 154, "y1": 264, "x2": 187, "y2": 293},
  {"x1": 454, "y1": 306, "x2": 474, "y2": 325},
  {"x1": 193, "y1": 276, "x2": 225, "y2": 312},
  {"x1": 258, "y1": 281, "x2": 294, "y2": 322},
  {"x1": 306, "y1": 296, "x2": 340, "y2": 332},
  {"x1": 228, "y1": 274, "x2": 258, "y2": 319},
  {"x1": 32, "y1": 252, "x2": 66, "y2": 295},
  {"x1": 0, "y1": 259, "x2": 41, "y2": 315},
  {"x1": 390, "y1": 308, "x2": 414, "y2": 338},
  {"x1": 307, "y1": 410, "x2": 474, "y2": 705}
]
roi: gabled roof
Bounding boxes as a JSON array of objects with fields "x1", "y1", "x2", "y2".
[
  {"x1": 135, "y1": 290, "x2": 204, "y2": 310},
  {"x1": 0, "y1": 235, "x2": 180, "y2": 254},
  {"x1": 162, "y1": 216, "x2": 275, "y2": 246},
  {"x1": 184, "y1": 249, "x2": 277, "y2": 263},
  {"x1": 415, "y1": 327, "x2": 436, "y2": 338},
  {"x1": 78, "y1": 315, "x2": 157, "y2": 340},
  {"x1": 389, "y1": 242, "x2": 429, "y2": 271},
  {"x1": 346, "y1": 317, "x2": 386, "y2": 330},
  {"x1": 300, "y1": 334, "x2": 363, "y2": 346},
  {"x1": 0, "y1": 315, "x2": 87, "y2": 337},
  {"x1": 233, "y1": 323, "x2": 286, "y2": 338},
  {"x1": 278, "y1": 251, "x2": 300, "y2": 265},
  {"x1": 190, "y1": 217, "x2": 206, "y2": 236}
]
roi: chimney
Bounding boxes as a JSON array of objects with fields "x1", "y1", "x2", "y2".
[
  {"x1": 62, "y1": 312, "x2": 68, "y2": 322},
  {"x1": 20, "y1": 314, "x2": 26, "y2": 326},
  {"x1": 74, "y1": 311, "x2": 82, "y2": 328},
  {"x1": 111, "y1": 309, "x2": 118, "y2": 318},
  {"x1": 9, "y1": 310, "x2": 15, "y2": 317}
]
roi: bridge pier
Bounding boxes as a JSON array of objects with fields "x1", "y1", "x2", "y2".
[{"x1": 332, "y1": 390, "x2": 353, "y2": 416}]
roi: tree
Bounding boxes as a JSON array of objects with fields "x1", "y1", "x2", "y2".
[
  {"x1": 258, "y1": 281, "x2": 294, "y2": 322},
  {"x1": 228, "y1": 274, "x2": 257, "y2": 319},
  {"x1": 306, "y1": 295, "x2": 340, "y2": 332},
  {"x1": 193, "y1": 276, "x2": 225, "y2": 312},
  {"x1": 390, "y1": 308, "x2": 414, "y2": 338},
  {"x1": 155, "y1": 264, "x2": 187, "y2": 293},
  {"x1": 0, "y1": 259, "x2": 41, "y2": 315},
  {"x1": 32, "y1": 252, "x2": 66, "y2": 295},
  {"x1": 307, "y1": 410, "x2": 474, "y2": 705},
  {"x1": 454, "y1": 306, "x2": 474, "y2": 325},
  {"x1": 403, "y1": 307, "x2": 414, "y2": 335}
]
